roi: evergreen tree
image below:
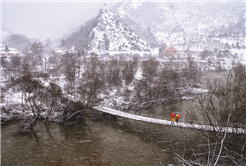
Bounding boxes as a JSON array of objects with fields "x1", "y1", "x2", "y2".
[{"x1": 5, "y1": 45, "x2": 10, "y2": 52}]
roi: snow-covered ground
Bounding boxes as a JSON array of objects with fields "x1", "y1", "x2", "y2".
[{"x1": 1, "y1": 48, "x2": 246, "y2": 125}]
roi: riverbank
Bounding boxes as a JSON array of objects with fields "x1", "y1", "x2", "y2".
[{"x1": 1, "y1": 71, "x2": 226, "y2": 127}]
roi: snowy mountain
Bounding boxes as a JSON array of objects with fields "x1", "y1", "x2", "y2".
[
  {"x1": 61, "y1": 8, "x2": 151, "y2": 55},
  {"x1": 89, "y1": 8, "x2": 151, "y2": 54},
  {"x1": 60, "y1": 1, "x2": 245, "y2": 55},
  {"x1": 111, "y1": 1, "x2": 245, "y2": 52}
]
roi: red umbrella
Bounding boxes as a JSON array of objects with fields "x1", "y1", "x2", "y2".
[{"x1": 171, "y1": 113, "x2": 176, "y2": 118}]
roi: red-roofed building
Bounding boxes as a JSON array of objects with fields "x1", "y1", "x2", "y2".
[{"x1": 165, "y1": 47, "x2": 177, "y2": 56}]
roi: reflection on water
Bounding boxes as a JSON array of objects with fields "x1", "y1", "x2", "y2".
[
  {"x1": 1, "y1": 97, "x2": 201, "y2": 166},
  {"x1": 2, "y1": 120, "x2": 165, "y2": 166}
]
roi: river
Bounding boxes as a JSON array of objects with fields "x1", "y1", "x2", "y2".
[{"x1": 2, "y1": 113, "x2": 200, "y2": 166}]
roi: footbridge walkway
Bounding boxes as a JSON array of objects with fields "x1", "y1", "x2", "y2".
[{"x1": 94, "y1": 106, "x2": 246, "y2": 134}]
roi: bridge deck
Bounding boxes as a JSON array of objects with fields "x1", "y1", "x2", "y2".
[{"x1": 94, "y1": 106, "x2": 246, "y2": 134}]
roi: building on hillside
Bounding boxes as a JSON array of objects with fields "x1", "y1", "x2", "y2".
[
  {"x1": 54, "y1": 49, "x2": 64, "y2": 56},
  {"x1": 165, "y1": 47, "x2": 177, "y2": 56},
  {"x1": 1, "y1": 45, "x2": 20, "y2": 57}
]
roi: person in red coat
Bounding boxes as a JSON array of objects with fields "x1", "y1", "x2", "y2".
[
  {"x1": 176, "y1": 116, "x2": 179, "y2": 123},
  {"x1": 175, "y1": 113, "x2": 180, "y2": 123}
]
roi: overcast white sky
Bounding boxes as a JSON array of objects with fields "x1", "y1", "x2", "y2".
[
  {"x1": 1, "y1": 0, "x2": 119, "y2": 40},
  {"x1": 1, "y1": 0, "x2": 245, "y2": 41}
]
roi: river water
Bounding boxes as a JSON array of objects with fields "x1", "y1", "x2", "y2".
[
  {"x1": 1, "y1": 119, "x2": 166, "y2": 166},
  {"x1": 2, "y1": 114, "x2": 197, "y2": 166},
  {"x1": 1, "y1": 72, "x2": 224, "y2": 166}
]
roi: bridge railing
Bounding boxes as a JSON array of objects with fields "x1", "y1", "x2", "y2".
[{"x1": 94, "y1": 106, "x2": 246, "y2": 134}]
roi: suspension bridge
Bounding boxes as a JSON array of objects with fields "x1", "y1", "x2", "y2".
[{"x1": 94, "y1": 106, "x2": 246, "y2": 134}]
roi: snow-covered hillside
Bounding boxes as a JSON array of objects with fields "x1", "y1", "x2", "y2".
[
  {"x1": 60, "y1": 8, "x2": 151, "y2": 56},
  {"x1": 58, "y1": 1, "x2": 245, "y2": 57},
  {"x1": 111, "y1": 1, "x2": 245, "y2": 52},
  {"x1": 88, "y1": 8, "x2": 151, "y2": 55}
]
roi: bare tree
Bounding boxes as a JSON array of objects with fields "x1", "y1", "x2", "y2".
[
  {"x1": 156, "y1": 64, "x2": 182, "y2": 99},
  {"x1": 141, "y1": 58, "x2": 160, "y2": 81},
  {"x1": 183, "y1": 55, "x2": 201, "y2": 84},
  {"x1": 43, "y1": 83, "x2": 63, "y2": 123},
  {"x1": 104, "y1": 56, "x2": 122, "y2": 87},
  {"x1": 77, "y1": 53, "x2": 105, "y2": 109},
  {"x1": 131, "y1": 59, "x2": 185, "y2": 109},
  {"x1": 15, "y1": 74, "x2": 45, "y2": 129},
  {"x1": 60, "y1": 52, "x2": 77, "y2": 85},
  {"x1": 1, "y1": 57, "x2": 10, "y2": 79},
  {"x1": 21, "y1": 54, "x2": 36, "y2": 76},
  {"x1": 177, "y1": 68, "x2": 246, "y2": 165},
  {"x1": 122, "y1": 57, "x2": 139, "y2": 85},
  {"x1": 30, "y1": 42, "x2": 44, "y2": 68},
  {"x1": 9, "y1": 56, "x2": 22, "y2": 77}
]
